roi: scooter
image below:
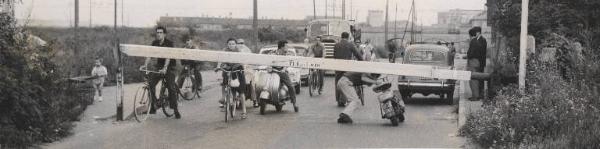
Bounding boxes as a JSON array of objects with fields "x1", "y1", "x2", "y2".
[
  {"x1": 253, "y1": 66, "x2": 299, "y2": 115},
  {"x1": 373, "y1": 76, "x2": 406, "y2": 126}
]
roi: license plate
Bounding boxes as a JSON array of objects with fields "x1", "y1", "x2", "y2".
[{"x1": 260, "y1": 91, "x2": 270, "y2": 99}]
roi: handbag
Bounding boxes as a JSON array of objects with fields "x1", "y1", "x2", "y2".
[{"x1": 229, "y1": 78, "x2": 240, "y2": 87}]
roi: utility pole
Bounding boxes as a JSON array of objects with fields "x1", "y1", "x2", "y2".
[
  {"x1": 342, "y1": 0, "x2": 345, "y2": 19},
  {"x1": 121, "y1": 0, "x2": 124, "y2": 27},
  {"x1": 394, "y1": 1, "x2": 398, "y2": 38},
  {"x1": 89, "y1": 0, "x2": 92, "y2": 27},
  {"x1": 384, "y1": 0, "x2": 389, "y2": 42},
  {"x1": 253, "y1": 0, "x2": 258, "y2": 53},
  {"x1": 313, "y1": 0, "x2": 317, "y2": 19},
  {"x1": 333, "y1": 0, "x2": 336, "y2": 18},
  {"x1": 518, "y1": 0, "x2": 529, "y2": 92},
  {"x1": 74, "y1": 0, "x2": 79, "y2": 28},
  {"x1": 325, "y1": 0, "x2": 328, "y2": 18},
  {"x1": 113, "y1": 0, "x2": 123, "y2": 121},
  {"x1": 350, "y1": 0, "x2": 352, "y2": 20}
]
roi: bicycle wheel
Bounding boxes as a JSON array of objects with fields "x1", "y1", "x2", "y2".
[
  {"x1": 178, "y1": 74, "x2": 197, "y2": 101},
  {"x1": 308, "y1": 70, "x2": 318, "y2": 96},
  {"x1": 230, "y1": 90, "x2": 236, "y2": 119},
  {"x1": 224, "y1": 87, "x2": 231, "y2": 122},
  {"x1": 133, "y1": 86, "x2": 151, "y2": 122},
  {"x1": 160, "y1": 84, "x2": 175, "y2": 117}
]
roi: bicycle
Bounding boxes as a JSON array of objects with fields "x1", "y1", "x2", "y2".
[
  {"x1": 217, "y1": 68, "x2": 245, "y2": 122},
  {"x1": 177, "y1": 65, "x2": 202, "y2": 101},
  {"x1": 308, "y1": 69, "x2": 323, "y2": 97},
  {"x1": 133, "y1": 69, "x2": 178, "y2": 122}
]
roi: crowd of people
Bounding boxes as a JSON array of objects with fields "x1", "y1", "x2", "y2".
[{"x1": 91, "y1": 26, "x2": 486, "y2": 124}]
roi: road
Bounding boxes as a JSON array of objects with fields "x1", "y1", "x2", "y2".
[{"x1": 45, "y1": 60, "x2": 467, "y2": 149}]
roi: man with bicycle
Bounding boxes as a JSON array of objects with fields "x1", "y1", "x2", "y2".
[
  {"x1": 307, "y1": 36, "x2": 325, "y2": 93},
  {"x1": 337, "y1": 72, "x2": 382, "y2": 124},
  {"x1": 177, "y1": 36, "x2": 203, "y2": 97},
  {"x1": 217, "y1": 38, "x2": 247, "y2": 119},
  {"x1": 139, "y1": 26, "x2": 181, "y2": 119}
]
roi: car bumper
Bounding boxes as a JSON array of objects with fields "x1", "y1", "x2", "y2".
[{"x1": 397, "y1": 82, "x2": 455, "y2": 92}]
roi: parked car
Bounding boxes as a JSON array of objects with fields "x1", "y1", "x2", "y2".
[
  {"x1": 397, "y1": 44, "x2": 456, "y2": 105},
  {"x1": 287, "y1": 44, "x2": 310, "y2": 85},
  {"x1": 257, "y1": 45, "x2": 303, "y2": 94}
]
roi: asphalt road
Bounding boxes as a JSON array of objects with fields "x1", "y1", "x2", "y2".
[{"x1": 45, "y1": 60, "x2": 467, "y2": 149}]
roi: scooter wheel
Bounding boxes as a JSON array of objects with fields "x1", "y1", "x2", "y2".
[
  {"x1": 275, "y1": 105, "x2": 283, "y2": 112},
  {"x1": 399, "y1": 113, "x2": 405, "y2": 122},
  {"x1": 259, "y1": 101, "x2": 266, "y2": 115},
  {"x1": 390, "y1": 117, "x2": 400, "y2": 126},
  {"x1": 294, "y1": 106, "x2": 299, "y2": 112}
]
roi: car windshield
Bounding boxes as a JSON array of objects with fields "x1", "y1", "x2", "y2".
[
  {"x1": 408, "y1": 50, "x2": 447, "y2": 64},
  {"x1": 308, "y1": 20, "x2": 351, "y2": 37}
]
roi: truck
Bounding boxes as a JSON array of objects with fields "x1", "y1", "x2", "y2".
[{"x1": 304, "y1": 19, "x2": 361, "y2": 74}]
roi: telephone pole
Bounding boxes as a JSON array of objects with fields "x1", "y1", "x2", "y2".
[
  {"x1": 253, "y1": 0, "x2": 258, "y2": 53},
  {"x1": 342, "y1": 0, "x2": 345, "y2": 19},
  {"x1": 89, "y1": 0, "x2": 92, "y2": 27},
  {"x1": 394, "y1": 1, "x2": 398, "y2": 38},
  {"x1": 384, "y1": 0, "x2": 389, "y2": 42},
  {"x1": 325, "y1": 0, "x2": 328, "y2": 18},
  {"x1": 74, "y1": 0, "x2": 79, "y2": 28},
  {"x1": 518, "y1": 0, "x2": 529, "y2": 92},
  {"x1": 313, "y1": 0, "x2": 317, "y2": 19}
]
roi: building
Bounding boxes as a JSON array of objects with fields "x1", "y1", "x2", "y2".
[
  {"x1": 468, "y1": 11, "x2": 490, "y2": 33},
  {"x1": 367, "y1": 10, "x2": 384, "y2": 27},
  {"x1": 158, "y1": 16, "x2": 308, "y2": 31},
  {"x1": 437, "y1": 9, "x2": 483, "y2": 26}
]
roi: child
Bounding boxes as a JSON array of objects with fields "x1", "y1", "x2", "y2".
[{"x1": 91, "y1": 58, "x2": 108, "y2": 102}]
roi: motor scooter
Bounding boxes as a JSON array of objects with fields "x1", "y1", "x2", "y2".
[
  {"x1": 373, "y1": 76, "x2": 406, "y2": 126},
  {"x1": 252, "y1": 66, "x2": 299, "y2": 115}
]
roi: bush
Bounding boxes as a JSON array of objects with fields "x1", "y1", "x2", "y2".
[
  {"x1": 460, "y1": 56, "x2": 600, "y2": 148},
  {"x1": 0, "y1": 14, "x2": 86, "y2": 148}
]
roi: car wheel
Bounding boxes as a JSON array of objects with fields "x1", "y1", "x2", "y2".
[{"x1": 446, "y1": 91, "x2": 454, "y2": 105}]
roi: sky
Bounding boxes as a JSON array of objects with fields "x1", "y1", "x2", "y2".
[{"x1": 15, "y1": 0, "x2": 486, "y2": 27}]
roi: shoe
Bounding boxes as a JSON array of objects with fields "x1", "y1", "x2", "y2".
[
  {"x1": 337, "y1": 113, "x2": 353, "y2": 124},
  {"x1": 174, "y1": 112, "x2": 181, "y2": 119},
  {"x1": 149, "y1": 108, "x2": 157, "y2": 114},
  {"x1": 97, "y1": 96, "x2": 103, "y2": 102},
  {"x1": 241, "y1": 113, "x2": 247, "y2": 119},
  {"x1": 219, "y1": 103, "x2": 224, "y2": 108}
]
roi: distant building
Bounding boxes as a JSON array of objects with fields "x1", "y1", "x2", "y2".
[
  {"x1": 305, "y1": 16, "x2": 343, "y2": 20},
  {"x1": 437, "y1": 9, "x2": 483, "y2": 26},
  {"x1": 158, "y1": 16, "x2": 309, "y2": 31},
  {"x1": 367, "y1": 10, "x2": 384, "y2": 27}
]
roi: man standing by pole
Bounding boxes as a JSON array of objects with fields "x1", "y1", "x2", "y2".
[
  {"x1": 333, "y1": 32, "x2": 363, "y2": 107},
  {"x1": 466, "y1": 27, "x2": 487, "y2": 101}
]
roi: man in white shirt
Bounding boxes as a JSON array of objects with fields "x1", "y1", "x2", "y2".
[{"x1": 91, "y1": 59, "x2": 108, "y2": 102}]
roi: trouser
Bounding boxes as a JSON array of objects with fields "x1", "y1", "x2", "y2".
[
  {"x1": 177, "y1": 64, "x2": 203, "y2": 91},
  {"x1": 93, "y1": 82, "x2": 104, "y2": 97},
  {"x1": 338, "y1": 76, "x2": 360, "y2": 117},
  {"x1": 276, "y1": 71, "x2": 296, "y2": 103},
  {"x1": 317, "y1": 70, "x2": 324, "y2": 91},
  {"x1": 148, "y1": 68, "x2": 178, "y2": 112},
  {"x1": 467, "y1": 59, "x2": 485, "y2": 99},
  {"x1": 335, "y1": 71, "x2": 345, "y2": 102}
]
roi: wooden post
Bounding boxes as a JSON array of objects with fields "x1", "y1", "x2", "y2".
[
  {"x1": 74, "y1": 0, "x2": 79, "y2": 28},
  {"x1": 313, "y1": 0, "x2": 317, "y2": 19},
  {"x1": 518, "y1": 0, "x2": 529, "y2": 92}
]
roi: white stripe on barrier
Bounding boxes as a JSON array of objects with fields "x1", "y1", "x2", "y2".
[{"x1": 120, "y1": 44, "x2": 472, "y2": 80}]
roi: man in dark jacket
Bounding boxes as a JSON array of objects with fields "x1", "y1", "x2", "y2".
[
  {"x1": 139, "y1": 26, "x2": 181, "y2": 119},
  {"x1": 333, "y1": 32, "x2": 363, "y2": 106},
  {"x1": 466, "y1": 27, "x2": 487, "y2": 101}
]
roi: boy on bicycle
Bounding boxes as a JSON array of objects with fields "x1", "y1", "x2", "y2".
[
  {"x1": 177, "y1": 36, "x2": 203, "y2": 95},
  {"x1": 139, "y1": 26, "x2": 181, "y2": 119}
]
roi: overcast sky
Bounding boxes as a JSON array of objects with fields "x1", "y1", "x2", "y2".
[{"x1": 15, "y1": 0, "x2": 486, "y2": 27}]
